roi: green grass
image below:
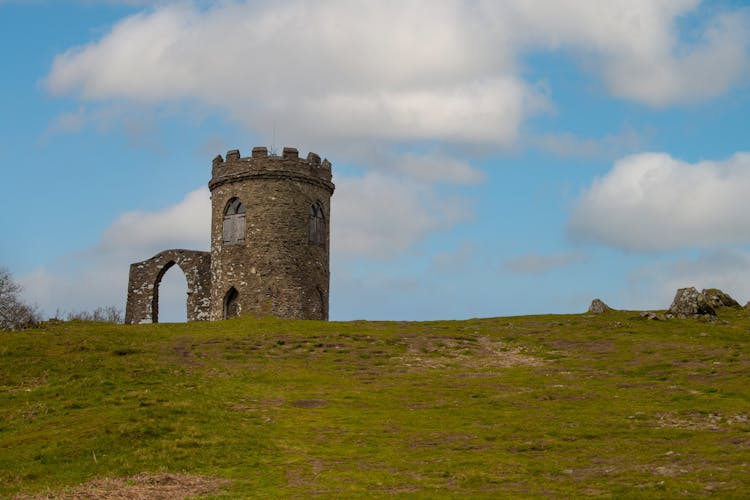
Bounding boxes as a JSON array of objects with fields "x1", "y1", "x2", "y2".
[{"x1": 1, "y1": 310, "x2": 749, "y2": 498}]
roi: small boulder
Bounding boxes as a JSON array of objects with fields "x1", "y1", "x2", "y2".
[
  {"x1": 640, "y1": 311, "x2": 669, "y2": 321},
  {"x1": 745, "y1": 301, "x2": 750, "y2": 311},
  {"x1": 701, "y1": 288, "x2": 741, "y2": 309},
  {"x1": 588, "y1": 298, "x2": 612, "y2": 314},
  {"x1": 669, "y1": 287, "x2": 716, "y2": 318}
]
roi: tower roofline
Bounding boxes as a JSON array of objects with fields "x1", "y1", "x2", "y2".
[{"x1": 209, "y1": 146, "x2": 333, "y2": 193}]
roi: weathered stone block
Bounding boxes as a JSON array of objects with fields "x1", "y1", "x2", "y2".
[
  {"x1": 668, "y1": 287, "x2": 716, "y2": 318},
  {"x1": 588, "y1": 298, "x2": 612, "y2": 314}
]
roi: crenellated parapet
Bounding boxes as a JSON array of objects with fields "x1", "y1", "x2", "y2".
[{"x1": 209, "y1": 146, "x2": 334, "y2": 193}]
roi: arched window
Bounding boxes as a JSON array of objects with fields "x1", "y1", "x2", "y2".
[
  {"x1": 223, "y1": 287, "x2": 240, "y2": 319},
  {"x1": 223, "y1": 198, "x2": 246, "y2": 245},
  {"x1": 309, "y1": 201, "x2": 325, "y2": 246}
]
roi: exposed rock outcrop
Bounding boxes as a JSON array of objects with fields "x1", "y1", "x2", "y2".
[
  {"x1": 588, "y1": 298, "x2": 612, "y2": 314},
  {"x1": 701, "y1": 288, "x2": 741, "y2": 309},
  {"x1": 640, "y1": 311, "x2": 672, "y2": 321},
  {"x1": 668, "y1": 287, "x2": 716, "y2": 318}
]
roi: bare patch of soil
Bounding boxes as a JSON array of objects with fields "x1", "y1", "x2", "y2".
[
  {"x1": 654, "y1": 411, "x2": 748, "y2": 431},
  {"x1": 395, "y1": 336, "x2": 543, "y2": 370},
  {"x1": 6, "y1": 375, "x2": 48, "y2": 394},
  {"x1": 19, "y1": 473, "x2": 230, "y2": 500}
]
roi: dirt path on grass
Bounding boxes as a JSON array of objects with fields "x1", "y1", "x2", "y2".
[{"x1": 17, "y1": 473, "x2": 231, "y2": 499}]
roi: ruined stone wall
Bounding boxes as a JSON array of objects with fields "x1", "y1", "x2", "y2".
[
  {"x1": 208, "y1": 146, "x2": 334, "y2": 320},
  {"x1": 125, "y1": 249, "x2": 211, "y2": 324}
]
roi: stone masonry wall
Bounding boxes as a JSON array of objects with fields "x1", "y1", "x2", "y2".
[
  {"x1": 208, "y1": 147, "x2": 334, "y2": 321},
  {"x1": 125, "y1": 249, "x2": 211, "y2": 324}
]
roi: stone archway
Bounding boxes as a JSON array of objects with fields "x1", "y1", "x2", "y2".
[
  {"x1": 125, "y1": 249, "x2": 211, "y2": 324},
  {"x1": 151, "y1": 260, "x2": 188, "y2": 323}
]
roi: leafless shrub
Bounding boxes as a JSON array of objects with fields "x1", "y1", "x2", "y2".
[
  {"x1": 52, "y1": 305, "x2": 124, "y2": 324},
  {"x1": 0, "y1": 267, "x2": 41, "y2": 331}
]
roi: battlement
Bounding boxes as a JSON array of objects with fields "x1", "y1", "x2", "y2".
[{"x1": 210, "y1": 146, "x2": 333, "y2": 192}]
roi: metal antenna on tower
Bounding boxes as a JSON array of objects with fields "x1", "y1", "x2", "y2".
[{"x1": 272, "y1": 120, "x2": 277, "y2": 156}]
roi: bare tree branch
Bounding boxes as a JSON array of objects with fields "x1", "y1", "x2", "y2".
[{"x1": 0, "y1": 267, "x2": 41, "y2": 331}]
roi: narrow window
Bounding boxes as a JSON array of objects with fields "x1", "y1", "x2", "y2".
[
  {"x1": 223, "y1": 198, "x2": 246, "y2": 245},
  {"x1": 224, "y1": 287, "x2": 240, "y2": 319},
  {"x1": 309, "y1": 201, "x2": 325, "y2": 246}
]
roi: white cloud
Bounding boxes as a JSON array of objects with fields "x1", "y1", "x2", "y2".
[
  {"x1": 44, "y1": 0, "x2": 749, "y2": 151},
  {"x1": 44, "y1": 1, "x2": 537, "y2": 149},
  {"x1": 504, "y1": 251, "x2": 586, "y2": 274},
  {"x1": 332, "y1": 173, "x2": 474, "y2": 259},
  {"x1": 600, "y1": 10, "x2": 749, "y2": 106},
  {"x1": 298, "y1": 78, "x2": 544, "y2": 146},
  {"x1": 497, "y1": 0, "x2": 749, "y2": 107},
  {"x1": 98, "y1": 187, "x2": 210, "y2": 253},
  {"x1": 569, "y1": 152, "x2": 750, "y2": 251}
]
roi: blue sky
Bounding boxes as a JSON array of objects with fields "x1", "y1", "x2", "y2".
[{"x1": 1, "y1": 0, "x2": 749, "y2": 322}]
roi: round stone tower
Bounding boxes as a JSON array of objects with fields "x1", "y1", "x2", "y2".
[{"x1": 207, "y1": 146, "x2": 334, "y2": 320}]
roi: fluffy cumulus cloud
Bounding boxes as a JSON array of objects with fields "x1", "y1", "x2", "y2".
[
  {"x1": 332, "y1": 173, "x2": 474, "y2": 259},
  {"x1": 97, "y1": 187, "x2": 210, "y2": 254},
  {"x1": 493, "y1": 0, "x2": 749, "y2": 107},
  {"x1": 44, "y1": 1, "x2": 535, "y2": 149},
  {"x1": 569, "y1": 152, "x2": 750, "y2": 251},
  {"x1": 44, "y1": 0, "x2": 750, "y2": 152},
  {"x1": 600, "y1": 10, "x2": 748, "y2": 107}
]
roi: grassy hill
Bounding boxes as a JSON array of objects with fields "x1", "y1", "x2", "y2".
[{"x1": 1, "y1": 310, "x2": 749, "y2": 498}]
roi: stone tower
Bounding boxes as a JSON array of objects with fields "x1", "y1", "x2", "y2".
[
  {"x1": 208, "y1": 146, "x2": 334, "y2": 320},
  {"x1": 124, "y1": 146, "x2": 334, "y2": 324}
]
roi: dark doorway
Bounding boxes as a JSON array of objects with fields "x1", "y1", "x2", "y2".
[{"x1": 224, "y1": 287, "x2": 240, "y2": 319}]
